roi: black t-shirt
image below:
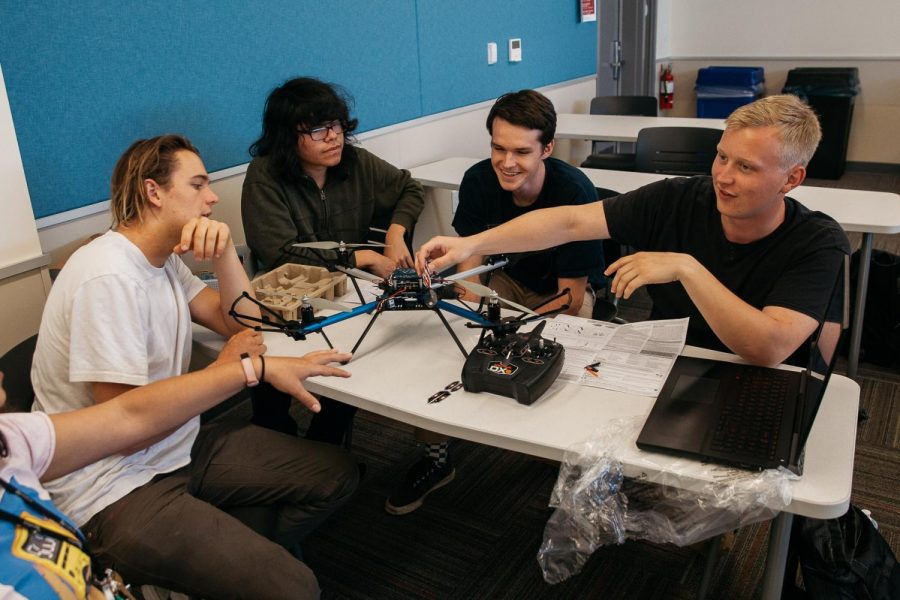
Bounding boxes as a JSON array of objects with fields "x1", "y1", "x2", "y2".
[
  {"x1": 453, "y1": 157, "x2": 603, "y2": 294},
  {"x1": 603, "y1": 176, "x2": 850, "y2": 355}
]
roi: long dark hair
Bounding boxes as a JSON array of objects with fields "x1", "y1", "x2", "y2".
[{"x1": 249, "y1": 77, "x2": 359, "y2": 182}]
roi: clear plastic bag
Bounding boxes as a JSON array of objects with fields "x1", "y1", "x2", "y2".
[{"x1": 537, "y1": 417, "x2": 796, "y2": 584}]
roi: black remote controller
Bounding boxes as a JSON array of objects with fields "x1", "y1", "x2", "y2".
[{"x1": 461, "y1": 326, "x2": 565, "y2": 405}]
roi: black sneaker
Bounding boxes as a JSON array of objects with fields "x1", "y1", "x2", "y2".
[{"x1": 385, "y1": 458, "x2": 455, "y2": 515}]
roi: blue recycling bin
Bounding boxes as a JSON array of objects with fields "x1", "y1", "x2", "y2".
[{"x1": 695, "y1": 66, "x2": 765, "y2": 118}]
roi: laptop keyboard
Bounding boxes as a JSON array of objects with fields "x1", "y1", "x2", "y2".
[{"x1": 710, "y1": 370, "x2": 791, "y2": 460}]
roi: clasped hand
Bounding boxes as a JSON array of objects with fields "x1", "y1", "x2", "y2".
[
  {"x1": 214, "y1": 329, "x2": 266, "y2": 365},
  {"x1": 605, "y1": 251, "x2": 694, "y2": 299},
  {"x1": 173, "y1": 217, "x2": 232, "y2": 261}
]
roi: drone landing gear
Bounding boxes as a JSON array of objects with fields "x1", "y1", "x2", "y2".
[
  {"x1": 347, "y1": 270, "x2": 366, "y2": 304},
  {"x1": 350, "y1": 307, "x2": 469, "y2": 358}
]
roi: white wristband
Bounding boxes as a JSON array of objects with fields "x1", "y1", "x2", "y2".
[{"x1": 240, "y1": 353, "x2": 259, "y2": 387}]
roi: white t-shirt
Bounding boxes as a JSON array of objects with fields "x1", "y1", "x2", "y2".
[
  {"x1": 31, "y1": 231, "x2": 206, "y2": 525},
  {"x1": 0, "y1": 412, "x2": 54, "y2": 497}
]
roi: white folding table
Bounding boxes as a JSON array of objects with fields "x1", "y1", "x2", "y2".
[{"x1": 194, "y1": 305, "x2": 858, "y2": 599}]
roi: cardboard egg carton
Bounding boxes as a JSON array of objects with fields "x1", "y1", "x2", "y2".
[{"x1": 251, "y1": 263, "x2": 348, "y2": 321}]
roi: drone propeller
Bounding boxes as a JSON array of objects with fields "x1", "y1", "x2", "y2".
[
  {"x1": 256, "y1": 290, "x2": 352, "y2": 313},
  {"x1": 292, "y1": 241, "x2": 386, "y2": 251},
  {"x1": 453, "y1": 279, "x2": 537, "y2": 316},
  {"x1": 333, "y1": 264, "x2": 384, "y2": 284}
]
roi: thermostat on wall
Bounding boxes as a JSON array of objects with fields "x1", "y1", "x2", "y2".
[{"x1": 508, "y1": 38, "x2": 522, "y2": 62}]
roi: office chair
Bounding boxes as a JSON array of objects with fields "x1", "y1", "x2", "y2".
[
  {"x1": 633, "y1": 126, "x2": 722, "y2": 176},
  {"x1": 580, "y1": 95, "x2": 658, "y2": 171},
  {"x1": 590, "y1": 188, "x2": 627, "y2": 324},
  {"x1": 0, "y1": 334, "x2": 38, "y2": 413}
]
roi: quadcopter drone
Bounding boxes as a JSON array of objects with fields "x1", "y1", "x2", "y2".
[{"x1": 230, "y1": 240, "x2": 571, "y2": 404}]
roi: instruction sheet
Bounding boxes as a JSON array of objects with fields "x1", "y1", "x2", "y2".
[{"x1": 543, "y1": 315, "x2": 689, "y2": 396}]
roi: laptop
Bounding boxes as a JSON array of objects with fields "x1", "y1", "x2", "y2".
[{"x1": 636, "y1": 274, "x2": 843, "y2": 474}]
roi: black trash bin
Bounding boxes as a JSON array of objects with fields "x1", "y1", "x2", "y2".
[{"x1": 783, "y1": 67, "x2": 860, "y2": 179}]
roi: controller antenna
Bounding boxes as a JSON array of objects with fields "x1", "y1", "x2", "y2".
[{"x1": 487, "y1": 294, "x2": 502, "y2": 322}]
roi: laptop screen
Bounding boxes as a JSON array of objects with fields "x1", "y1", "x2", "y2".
[{"x1": 794, "y1": 267, "x2": 844, "y2": 453}]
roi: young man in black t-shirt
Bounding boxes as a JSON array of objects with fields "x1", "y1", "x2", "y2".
[
  {"x1": 386, "y1": 90, "x2": 604, "y2": 516},
  {"x1": 451, "y1": 89, "x2": 603, "y2": 316},
  {"x1": 417, "y1": 94, "x2": 850, "y2": 368}
]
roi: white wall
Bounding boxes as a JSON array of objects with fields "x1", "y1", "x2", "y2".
[
  {"x1": 657, "y1": 0, "x2": 900, "y2": 58},
  {"x1": 654, "y1": 0, "x2": 900, "y2": 166}
]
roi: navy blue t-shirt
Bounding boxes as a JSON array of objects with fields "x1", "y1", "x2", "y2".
[{"x1": 453, "y1": 157, "x2": 604, "y2": 295}]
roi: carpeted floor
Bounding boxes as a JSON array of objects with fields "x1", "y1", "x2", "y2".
[{"x1": 281, "y1": 169, "x2": 899, "y2": 599}]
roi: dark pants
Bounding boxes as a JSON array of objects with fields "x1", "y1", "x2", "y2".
[
  {"x1": 252, "y1": 383, "x2": 357, "y2": 446},
  {"x1": 82, "y1": 421, "x2": 358, "y2": 600}
]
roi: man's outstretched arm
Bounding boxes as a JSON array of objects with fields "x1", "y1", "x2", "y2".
[{"x1": 417, "y1": 202, "x2": 609, "y2": 274}]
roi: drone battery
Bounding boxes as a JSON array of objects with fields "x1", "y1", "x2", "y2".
[{"x1": 461, "y1": 336, "x2": 565, "y2": 405}]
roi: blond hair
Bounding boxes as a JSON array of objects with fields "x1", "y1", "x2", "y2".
[
  {"x1": 110, "y1": 135, "x2": 199, "y2": 227},
  {"x1": 725, "y1": 94, "x2": 821, "y2": 169}
]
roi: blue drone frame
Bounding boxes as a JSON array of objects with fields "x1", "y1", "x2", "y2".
[{"x1": 230, "y1": 256, "x2": 570, "y2": 358}]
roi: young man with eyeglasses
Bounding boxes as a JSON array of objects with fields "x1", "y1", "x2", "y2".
[
  {"x1": 242, "y1": 77, "x2": 425, "y2": 278},
  {"x1": 241, "y1": 77, "x2": 425, "y2": 443}
]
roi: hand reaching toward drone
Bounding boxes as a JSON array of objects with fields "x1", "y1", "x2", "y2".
[
  {"x1": 384, "y1": 224, "x2": 414, "y2": 268},
  {"x1": 354, "y1": 249, "x2": 397, "y2": 279},
  {"x1": 415, "y1": 236, "x2": 476, "y2": 275}
]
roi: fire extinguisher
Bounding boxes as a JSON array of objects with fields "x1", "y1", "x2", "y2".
[{"x1": 659, "y1": 64, "x2": 674, "y2": 110}]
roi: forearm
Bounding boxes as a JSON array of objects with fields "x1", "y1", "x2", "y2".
[
  {"x1": 456, "y1": 255, "x2": 485, "y2": 300},
  {"x1": 468, "y1": 205, "x2": 597, "y2": 256},
  {"x1": 677, "y1": 260, "x2": 808, "y2": 366},
  {"x1": 214, "y1": 244, "x2": 259, "y2": 333},
  {"x1": 552, "y1": 277, "x2": 587, "y2": 316},
  {"x1": 385, "y1": 223, "x2": 407, "y2": 248},
  {"x1": 47, "y1": 360, "x2": 254, "y2": 481}
]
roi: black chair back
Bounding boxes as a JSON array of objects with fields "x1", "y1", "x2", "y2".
[
  {"x1": 589, "y1": 95, "x2": 658, "y2": 118},
  {"x1": 0, "y1": 334, "x2": 38, "y2": 413},
  {"x1": 634, "y1": 126, "x2": 722, "y2": 176},
  {"x1": 582, "y1": 96, "x2": 658, "y2": 169}
]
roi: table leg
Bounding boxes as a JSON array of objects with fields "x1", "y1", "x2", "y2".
[
  {"x1": 761, "y1": 512, "x2": 793, "y2": 600},
  {"x1": 848, "y1": 233, "x2": 874, "y2": 380}
]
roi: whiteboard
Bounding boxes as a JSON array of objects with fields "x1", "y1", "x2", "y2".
[{"x1": 0, "y1": 64, "x2": 43, "y2": 271}]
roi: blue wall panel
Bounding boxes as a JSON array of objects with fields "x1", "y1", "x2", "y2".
[
  {"x1": 417, "y1": 1, "x2": 596, "y2": 114},
  {"x1": 0, "y1": 1, "x2": 594, "y2": 219}
]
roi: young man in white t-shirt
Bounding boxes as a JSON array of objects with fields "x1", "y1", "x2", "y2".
[
  {"x1": 31, "y1": 135, "x2": 358, "y2": 598},
  {"x1": 2, "y1": 349, "x2": 352, "y2": 599}
]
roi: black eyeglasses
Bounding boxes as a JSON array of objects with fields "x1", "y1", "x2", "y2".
[{"x1": 297, "y1": 120, "x2": 344, "y2": 141}]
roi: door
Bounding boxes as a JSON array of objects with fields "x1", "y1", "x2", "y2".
[
  {"x1": 596, "y1": 0, "x2": 657, "y2": 97},
  {"x1": 594, "y1": 0, "x2": 657, "y2": 154}
]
